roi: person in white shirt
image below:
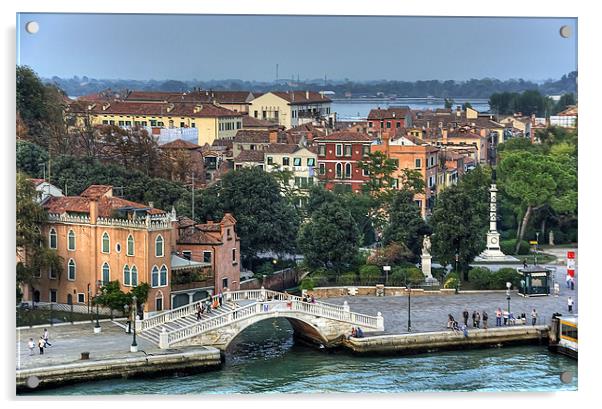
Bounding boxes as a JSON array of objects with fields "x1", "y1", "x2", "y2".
[
  {"x1": 27, "y1": 338, "x2": 35, "y2": 356},
  {"x1": 567, "y1": 297, "x2": 574, "y2": 313}
]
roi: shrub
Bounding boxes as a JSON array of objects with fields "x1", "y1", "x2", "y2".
[
  {"x1": 444, "y1": 275, "x2": 459, "y2": 289},
  {"x1": 359, "y1": 264, "x2": 382, "y2": 283},
  {"x1": 500, "y1": 239, "x2": 530, "y2": 255},
  {"x1": 337, "y1": 272, "x2": 358, "y2": 285},
  {"x1": 309, "y1": 268, "x2": 330, "y2": 287},
  {"x1": 491, "y1": 268, "x2": 522, "y2": 289},
  {"x1": 390, "y1": 266, "x2": 424, "y2": 285},
  {"x1": 468, "y1": 267, "x2": 492, "y2": 289},
  {"x1": 300, "y1": 277, "x2": 315, "y2": 291},
  {"x1": 389, "y1": 268, "x2": 406, "y2": 286}
]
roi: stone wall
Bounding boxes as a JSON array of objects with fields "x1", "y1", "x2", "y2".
[{"x1": 310, "y1": 286, "x2": 458, "y2": 298}]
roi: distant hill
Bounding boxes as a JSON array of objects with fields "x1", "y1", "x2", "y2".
[{"x1": 46, "y1": 72, "x2": 577, "y2": 99}]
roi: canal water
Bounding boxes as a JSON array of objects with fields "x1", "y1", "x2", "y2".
[{"x1": 31, "y1": 318, "x2": 577, "y2": 395}]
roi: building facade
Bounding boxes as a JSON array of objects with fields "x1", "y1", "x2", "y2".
[{"x1": 248, "y1": 91, "x2": 333, "y2": 129}]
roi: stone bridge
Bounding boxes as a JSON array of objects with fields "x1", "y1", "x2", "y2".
[{"x1": 137, "y1": 289, "x2": 384, "y2": 351}]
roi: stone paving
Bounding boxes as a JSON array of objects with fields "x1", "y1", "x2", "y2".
[
  {"x1": 325, "y1": 264, "x2": 578, "y2": 335},
  {"x1": 16, "y1": 321, "x2": 161, "y2": 370}
]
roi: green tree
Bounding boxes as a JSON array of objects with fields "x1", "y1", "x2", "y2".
[
  {"x1": 444, "y1": 98, "x2": 454, "y2": 109},
  {"x1": 16, "y1": 140, "x2": 48, "y2": 178},
  {"x1": 554, "y1": 93, "x2": 576, "y2": 114},
  {"x1": 358, "y1": 151, "x2": 398, "y2": 196},
  {"x1": 383, "y1": 189, "x2": 430, "y2": 261},
  {"x1": 497, "y1": 151, "x2": 577, "y2": 253},
  {"x1": 298, "y1": 201, "x2": 359, "y2": 273},
  {"x1": 219, "y1": 167, "x2": 299, "y2": 265}
]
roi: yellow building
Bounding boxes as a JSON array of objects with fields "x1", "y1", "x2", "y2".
[
  {"x1": 248, "y1": 91, "x2": 333, "y2": 129},
  {"x1": 67, "y1": 100, "x2": 243, "y2": 146},
  {"x1": 265, "y1": 145, "x2": 318, "y2": 193}
]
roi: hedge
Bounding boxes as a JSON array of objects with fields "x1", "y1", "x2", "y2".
[
  {"x1": 359, "y1": 264, "x2": 382, "y2": 282},
  {"x1": 500, "y1": 239, "x2": 530, "y2": 255}
]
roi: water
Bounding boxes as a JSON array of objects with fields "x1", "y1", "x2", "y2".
[
  {"x1": 332, "y1": 99, "x2": 490, "y2": 121},
  {"x1": 28, "y1": 318, "x2": 577, "y2": 395}
]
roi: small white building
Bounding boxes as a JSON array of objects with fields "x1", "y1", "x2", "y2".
[{"x1": 30, "y1": 179, "x2": 63, "y2": 203}]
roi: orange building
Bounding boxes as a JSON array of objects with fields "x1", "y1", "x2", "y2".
[{"x1": 371, "y1": 132, "x2": 439, "y2": 217}]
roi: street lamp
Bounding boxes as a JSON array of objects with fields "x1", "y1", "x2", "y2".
[
  {"x1": 405, "y1": 271, "x2": 412, "y2": 332},
  {"x1": 93, "y1": 294, "x2": 101, "y2": 333},
  {"x1": 130, "y1": 295, "x2": 138, "y2": 352},
  {"x1": 454, "y1": 252, "x2": 460, "y2": 294},
  {"x1": 535, "y1": 232, "x2": 540, "y2": 265},
  {"x1": 123, "y1": 303, "x2": 131, "y2": 334},
  {"x1": 506, "y1": 281, "x2": 512, "y2": 316}
]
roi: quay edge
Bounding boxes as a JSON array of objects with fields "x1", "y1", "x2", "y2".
[
  {"x1": 17, "y1": 346, "x2": 222, "y2": 393},
  {"x1": 341, "y1": 325, "x2": 550, "y2": 355}
]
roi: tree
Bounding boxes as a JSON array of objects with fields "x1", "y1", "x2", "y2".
[
  {"x1": 16, "y1": 140, "x2": 48, "y2": 178},
  {"x1": 298, "y1": 201, "x2": 359, "y2": 273},
  {"x1": 554, "y1": 93, "x2": 576, "y2": 114},
  {"x1": 444, "y1": 98, "x2": 454, "y2": 109},
  {"x1": 219, "y1": 168, "x2": 299, "y2": 265},
  {"x1": 462, "y1": 102, "x2": 473, "y2": 110},
  {"x1": 383, "y1": 189, "x2": 431, "y2": 261},
  {"x1": 358, "y1": 151, "x2": 398, "y2": 196},
  {"x1": 497, "y1": 151, "x2": 577, "y2": 252}
]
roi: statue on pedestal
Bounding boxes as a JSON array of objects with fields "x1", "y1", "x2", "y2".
[
  {"x1": 421, "y1": 235, "x2": 434, "y2": 281},
  {"x1": 422, "y1": 235, "x2": 431, "y2": 256}
]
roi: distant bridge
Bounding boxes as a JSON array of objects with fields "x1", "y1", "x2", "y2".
[{"x1": 137, "y1": 289, "x2": 384, "y2": 350}]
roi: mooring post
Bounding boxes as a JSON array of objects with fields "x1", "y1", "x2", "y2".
[{"x1": 159, "y1": 327, "x2": 169, "y2": 349}]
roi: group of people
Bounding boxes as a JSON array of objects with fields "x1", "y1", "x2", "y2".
[
  {"x1": 27, "y1": 328, "x2": 52, "y2": 356},
  {"x1": 348, "y1": 326, "x2": 364, "y2": 339},
  {"x1": 448, "y1": 307, "x2": 541, "y2": 334},
  {"x1": 302, "y1": 294, "x2": 316, "y2": 304},
  {"x1": 196, "y1": 292, "x2": 225, "y2": 321}
]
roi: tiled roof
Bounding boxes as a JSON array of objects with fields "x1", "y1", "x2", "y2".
[
  {"x1": 242, "y1": 115, "x2": 280, "y2": 129},
  {"x1": 29, "y1": 178, "x2": 45, "y2": 187},
  {"x1": 367, "y1": 106, "x2": 411, "y2": 120},
  {"x1": 160, "y1": 139, "x2": 201, "y2": 150},
  {"x1": 81, "y1": 185, "x2": 113, "y2": 199},
  {"x1": 235, "y1": 150, "x2": 265, "y2": 163},
  {"x1": 265, "y1": 144, "x2": 300, "y2": 154},
  {"x1": 68, "y1": 100, "x2": 241, "y2": 119},
  {"x1": 270, "y1": 91, "x2": 331, "y2": 104},
  {"x1": 314, "y1": 131, "x2": 373, "y2": 142},
  {"x1": 43, "y1": 195, "x2": 165, "y2": 216},
  {"x1": 234, "y1": 130, "x2": 271, "y2": 143},
  {"x1": 211, "y1": 139, "x2": 233, "y2": 149}
]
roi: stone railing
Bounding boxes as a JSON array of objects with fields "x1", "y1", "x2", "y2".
[
  {"x1": 47, "y1": 213, "x2": 90, "y2": 225},
  {"x1": 161, "y1": 298, "x2": 383, "y2": 348}
]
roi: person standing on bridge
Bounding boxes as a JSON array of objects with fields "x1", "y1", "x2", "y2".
[
  {"x1": 495, "y1": 308, "x2": 502, "y2": 326},
  {"x1": 475, "y1": 312, "x2": 481, "y2": 329},
  {"x1": 463, "y1": 309, "x2": 469, "y2": 326},
  {"x1": 218, "y1": 291, "x2": 223, "y2": 307},
  {"x1": 196, "y1": 305, "x2": 202, "y2": 321}
]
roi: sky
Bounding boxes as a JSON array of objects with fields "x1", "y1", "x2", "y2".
[{"x1": 16, "y1": 14, "x2": 577, "y2": 82}]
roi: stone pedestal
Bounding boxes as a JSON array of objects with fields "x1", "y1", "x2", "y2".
[
  {"x1": 93, "y1": 326, "x2": 101, "y2": 334},
  {"x1": 421, "y1": 254, "x2": 433, "y2": 279}
]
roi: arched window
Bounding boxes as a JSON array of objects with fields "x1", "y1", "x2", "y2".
[
  {"x1": 151, "y1": 265, "x2": 159, "y2": 287},
  {"x1": 155, "y1": 235, "x2": 164, "y2": 257},
  {"x1": 131, "y1": 265, "x2": 138, "y2": 287},
  {"x1": 155, "y1": 291, "x2": 164, "y2": 311},
  {"x1": 49, "y1": 228, "x2": 57, "y2": 249},
  {"x1": 102, "y1": 262, "x2": 110, "y2": 284},
  {"x1": 102, "y1": 232, "x2": 110, "y2": 253},
  {"x1": 67, "y1": 259, "x2": 76, "y2": 281},
  {"x1": 160, "y1": 265, "x2": 168, "y2": 286},
  {"x1": 127, "y1": 234, "x2": 135, "y2": 256},
  {"x1": 335, "y1": 163, "x2": 343, "y2": 178},
  {"x1": 67, "y1": 229, "x2": 76, "y2": 251},
  {"x1": 345, "y1": 163, "x2": 352, "y2": 178},
  {"x1": 123, "y1": 265, "x2": 131, "y2": 286}
]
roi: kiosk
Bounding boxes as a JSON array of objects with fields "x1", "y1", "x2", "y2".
[{"x1": 518, "y1": 265, "x2": 552, "y2": 296}]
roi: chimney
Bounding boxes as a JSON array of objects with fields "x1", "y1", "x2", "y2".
[
  {"x1": 442, "y1": 129, "x2": 448, "y2": 144},
  {"x1": 89, "y1": 199, "x2": 98, "y2": 225},
  {"x1": 382, "y1": 131, "x2": 391, "y2": 149},
  {"x1": 305, "y1": 91, "x2": 310, "y2": 99},
  {"x1": 102, "y1": 102, "x2": 111, "y2": 111},
  {"x1": 166, "y1": 103, "x2": 175, "y2": 113},
  {"x1": 193, "y1": 105, "x2": 203, "y2": 113},
  {"x1": 456, "y1": 106, "x2": 461, "y2": 117},
  {"x1": 269, "y1": 129, "x2": 278, "y2": 144},
  {"x1": 148, "y1": 202, "x2": 154, "y2": 208}
]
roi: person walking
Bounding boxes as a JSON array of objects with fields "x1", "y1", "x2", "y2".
[
  {"x1": 43, "y1": 328, "x2": 52, "y2": 347},
  {"x1": 196, "y1": 305, "x2": 202, "y2": 321},
  {"x1": 38, "y1": 337, "x2": 45, "y2": 355},
  {"x1": 568, "y1": 296, "x2": 574, "y2": 313},
  {"x1": 523, "y1": 259, "x2": 528, "y2": 269},
  {"x1": 463, "y1": 309, "x2": 469, "y2": 326},
  {"x1": 475, "y1": 312, "x2": 481, "y2": 329},
  {"x1": 495, "y1": 308, "x2": 502, "y2": 327},
  {"x1": 28, "y1": 338, "x2": 35, "y2": 356},
  {"x1": 482, "y1": 311, "x2": 488, "y2": 329},
  {"x1": 570, "y1": 277, "x2": 575, "y2": 291},
  {"x1": 531, "y1": 308, "x2": 538, "y2": 326},
  {"x1": 566, "y1": 274, "x2": 571, "y2": 289}
]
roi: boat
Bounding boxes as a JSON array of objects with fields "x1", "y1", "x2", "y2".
[{"x1": 549, "y1": 314, "x2": 578, "y2": 359}]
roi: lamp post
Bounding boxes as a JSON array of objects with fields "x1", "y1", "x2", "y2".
[
  {"x1": 130, "y1": 295, "x2": 138, "y2": 352},
  {"x1": 93, "y1": 294, "x2": 101, "y2": 334},
  {"x1": 454, "y1": 252, "x2": 460, "y2": 294},
  {"x1": 506, "y1": 281, "x2": 512, "y2": 316},
  {"x1": 124, "y1": 304, "x2": 131, "y2": 334},
  {"x1": 405, "y1": 271, "x2": 412, "y2": 332},
  {"x1": 535, "y1": 232, "x2": 540, "y2": 265}
]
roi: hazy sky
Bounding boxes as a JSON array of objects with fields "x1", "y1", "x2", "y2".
[{"x1": 17, "y1": 14, "x2": 577, "y2": 82}]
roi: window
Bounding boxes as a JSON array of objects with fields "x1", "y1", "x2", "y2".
[
  {"x1": 77, "y1": 293, "x2": 85, "y2": 304},
  {"x1": 344, "y1": 144, "x2": 352, "y2": 157},
  {"x1": 392, "y1": 179, "x2": 399, "y2": 189},
  {"x1": 127, "y1": 234, "x2": 134, "y2": 256},
  {"x1": 335, "y1": 144, "x2": 343, "y2": 157},
  {"x1": 141, "y1": 121, "x2": 147, "y2": 126},
  {"x1": 232, "y1": 248, "x2": 237, "y2": 264},
  {"x1": 102, "y1": 120, "x2": 109, "y2": 125},
  {"x1": 49, "y1": 228, "x2": 57, "y2": 249},
  {"x1": 222, "y1": 278, "x2": 229, "y2": 290},
  {"x1": 49, "y1": 264, "x2": 58, "y2": 279},
  {"x1": 160, "y1": 265, "x2": 168, "y2": 286},
  {"x1": 362, "y1": 145, "x2": 370, "y2": 157},
  {"x1": 102, "y1": 262, "x2": 110, "y2": 284},
  {"x1": 151, "y1": 265, "x2": 159, "y2": 287},
  {"x1": 415, "y1": 158, "x2": 422, "y2": 169},
  {"x1": 414, "y1": 200, "x2": 422, "y2": 208},
  {"x1": 155, "y1": 235, "x2": 164, "y2": 257},
  {"x1": 155, "y1": 292, "x2": 163, "y2": 311},
  {"x1": 157, "y1": 121, "x2": 164, "y2": 127},
  {"x1": 227, "y1": 228, "x2": 232, "y2": 240},
  {"x1": 307, "y1": 158, "x2": 315, "y2": 167},
  {"x1": 49, "y1": 289, "x2": 57, "y2": 303},
  {"x1": 336, "y1": 163, "x2": 343, "y2": 178},
  {"x1": 109, "y1": 120, "x2": 115, "y2": 125},
  {"x1": 191, "y1": 122, "x2": 196, "y2": 128},
  {"x1": 125, "y1": 121, "x2": 131, "y2": 126},
  {"x1": 267, "y1": 156, "x2": 274, "y2": 165},
  {"x1": 123, "y1": 265, "x2": 131, "y2": 286},
  {"x1": 293, "y1": 157, "x2": 302, "y2": 166},
  {"x1": 118, "y1": 120, "x2": 125, "y2": 126},
  {"x1": 131, "y1": 266, "x2": 138, "y2": 287},
  {"x1": 203, "y1": 251, "x2": 212, "y2": 263},
  {"x1": 319, "y1": 163, "x2": 326, "y2": 175},
  {"x1": 396, "y1": 122, "x2": 401, "y2": 128},
  {"x1": 150, "y1": 120, "x2": 157, "y2": 126},
  {"x1": 283, "y1": 157, "x2": 290, "y2": 166},
  {"x1": 180, "y1": 122, "x2": 185, "y2": 127},
  {"x1": 368, "y1": 121, "x2": 373, "y2": 128},
  {"x1": 380, "y1": 121, "x2": 384, "y2": 128},
  {"x1": 430, "y1": 156, "x2": 435, "y2": 167},
  {"x1": 254, "y1": 110, "x2": 258, "y2": 118},
  {"x1": 262, "y1": 111, "x2": 267, "y2": 119},
  {"x1": 318, "y1": 144, "x2": 326, "y2": 156},
  {"x1": 67, "y1": 259, "x2": 76, "y2": 281},
  {"x1": 386, "y1": 121, "x2": 391, "y2": 129},
  {"x1": 116, "y1": 243, "x2": 121, "y2": 253},
  {"x1": 363, "y1": 167, "x2": 370, "y2": 177},
  {"x1": 345, "y1": 163, "x2": 352, "y2": 179},
  {"x1": 67, "y1": 229, "x2": 76, "y2": 251},
  {"x1": 182, "y1": 251, "x2": 192, "y2": 260},
  {"x1": 102, "y1": 232, "x2": 110, "y2": 253}
]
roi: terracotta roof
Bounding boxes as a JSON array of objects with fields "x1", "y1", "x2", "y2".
[
  {"x1": 269, "y1": 91, "x2": 331, "y2": 105},
  {"x1": 29, "y1": 178, "x2": 46, "y2": 187},
  {"x1": 80, "y1": 185, "x2": 113, "y2": 199},
  {"x1": 313, "y1": 131, "x2": 373, "y2": 142},
  {"x1": 242, "y1": 115, "x2": 280, "y2": 129},
  {"x1": 125, "y1": 91, "x2": 175, "y2": 102},
  {"x1": 44, "y1": 195, "x2": 165, "y2": 217},
  {"x1": 367, "y1": 106, "x2": 411, "y2": 120},
  {"x1": 211, "y1": 139, "x2": 233, "y2": 149},
  {"x1": 558, "y1": 105, "x2": 578, "y2": 116},
  {"x1": 235, "y1": 150, "x2": 265, "y2": 163},
  {"x1": 177, "y1": 226, "x2": 222, "y2": 245},
  {"x1": 68, "y1": 100, "x2": 241, "y2": 119},
  {"x1": 160, "y1": 139, "x2": 201, "y2": 150},
  {"x1": 233, "y1": 129, "x2": 289, "y2": 144},
  {"x1": 265, "y1": 144, "x2": 300, "y2": 154}
]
